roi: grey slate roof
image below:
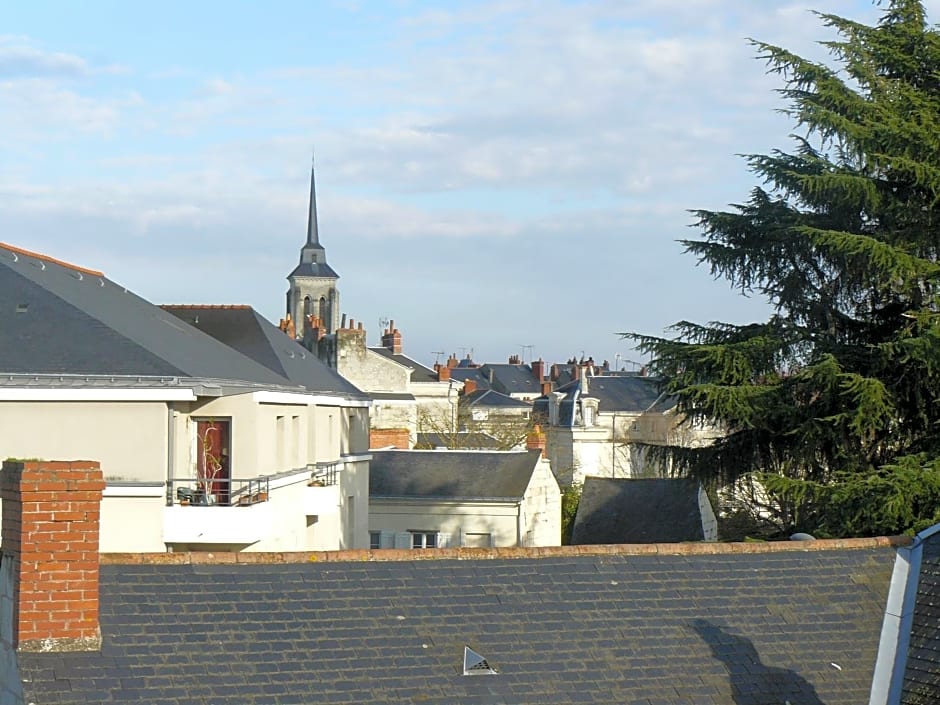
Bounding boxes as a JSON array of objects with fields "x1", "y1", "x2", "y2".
[
  {"x1": 0, "y1": 244, "x2": 291, "y2": 387},
  {"x1": 479, "y1": 363, "x2": 541, "y2": 395},
  {"x1": 369, "y1": 449, "x2": 540, "y2": 500},
  {"x1": 460, "y1": 388, "x2": 532, "y2": 410},
  {"x1": 533, "y1": 375, "x2": 675, "y2": 426},
  {"x1": 571, "y1": 477, "x2": 709, "y2": 544},
  {"x1": 17, "y1": 547, "x2": 896, "y2": 705},
  {"x1": 368, "y1": 347, "x2": 440, "y2": 383},
  {"x1": 415, "y1": 431, "x2": 501, "y2": 450},
  {"x1": 288, "y1": 260, "x2": 340, "y2": 279},
  {"x1": 161, "y1": 305, "x2": 364, "y2": 397},
  {"x1": 449, "y1": 367, "x2": 490, "y2": 390}
]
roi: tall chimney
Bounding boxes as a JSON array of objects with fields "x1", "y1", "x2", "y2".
[
  {"x1": 0, "y1": 460, "x2": 104, "y2": 652},
  {"x1": 531, "y1": 358, "x2": 545, "y2": 382},
  {"x1": 526, "y1": 424, "x2": 547, "y2": 459},
  {"x1": 381, "y1": 320, "x2": 403, "y2": 354}
]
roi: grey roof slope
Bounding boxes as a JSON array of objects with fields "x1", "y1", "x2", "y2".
[
  {"x1": 571, "y1": 477, "x2": 708, "y2": 544},
  {"x1": 0, "y1": 244, "x2": 290, "y2": 386},
  {"x1": 368, "y1": 347, "x2": 440, "y2": 383},
  {"x1": 370, "y1": 449, "x2": 540, "y2": 500},
  {"x1": 533, "y1": 375, "x2": 674, "y2": 426},
  {"x1": 460, "y1": 388, "x2": 532, "y2": 409},
  {"x1": 480, "y1": 363, "x2": 541, "y2": 395},
  {"x1": 162, "y1": 305, "x2": 364, "y2": 396},
  {"x1": 415, "y1": 431, "x2": 501, "y2": 449},
  {"x1": 288, "y1": 260, "x2": 339, "y2": 279},
  {"x1": 449, "y1": 367, "x2": 490, "y2": 390},
  {"x1": 18, "y1": 546, "x2": 896, "y2": 705}
]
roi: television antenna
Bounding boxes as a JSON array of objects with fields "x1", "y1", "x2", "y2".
[
  {"x1": 518, "y1": 344, "x2": 534, "y2": 364},
  {"x1": 431, "y1": 351, "x2": 445, "y2": 365},
  {"x1": 378, "y1": 316, "x2": 390, "y2": 332}
]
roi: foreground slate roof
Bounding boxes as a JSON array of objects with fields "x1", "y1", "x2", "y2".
[
  {"x1": 162, "y1": 305, "x2": 364, "y2": 396},
  {"x1": 0, "y1": 243, "x2": 291, "y2": 386},
  {"x1": 572, "y1": 477, "x2": 710, "y2": 544},
  {"x1": 370, "y1": 449, "x2": 540, "y2": 500},
  {"x1": 17, "y1": 542, "x2": 899, "y2": 705}
]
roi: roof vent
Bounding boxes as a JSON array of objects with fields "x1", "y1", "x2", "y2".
[
  {"x1": 463, "y1": 646, "x2": 498, "y2": 676},
  {"x1": 16, "y1": 303, "x2": 28, "y2": 314}
]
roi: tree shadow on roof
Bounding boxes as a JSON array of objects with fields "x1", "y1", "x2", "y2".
[{"x1": 691, "y1": 618, "x2": 823, "y2": 705}]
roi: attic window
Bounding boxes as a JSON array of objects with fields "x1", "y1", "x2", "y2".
[
  {"x1": 16, "y1": 303, "x2": 27, "y2": 314},
  {"x1": 463, "y1": 646, "x2": 498, "y2": 676}
]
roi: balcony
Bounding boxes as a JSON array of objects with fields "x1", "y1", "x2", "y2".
[
  {"x1": 304, "y1": 460, "x2": 341, "y2": 516},
  {"x1": 163, "y1": 476, "x2": 272, "y2": 545}
]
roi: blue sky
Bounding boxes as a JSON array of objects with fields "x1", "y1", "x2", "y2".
[{"x1": 0, "y1": 0, "x2": 926, "y2": 368}]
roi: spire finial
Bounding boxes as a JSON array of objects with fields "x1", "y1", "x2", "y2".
[{"x1": 306, "y1": 149, "x2": 319, "y2": 246}]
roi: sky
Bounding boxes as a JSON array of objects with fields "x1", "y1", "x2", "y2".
[{"x1": 2, "y1": 0, "x2": 935, "y2": 370}]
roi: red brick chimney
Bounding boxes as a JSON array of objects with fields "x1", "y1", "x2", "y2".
[
  {"x1": 526, "y1": 424, "x2": 547, "y2": 458},
  {"x1": 531, "y1": 358, "x2": 545, "y2": 382},
  {"x1": 1, "y1": 459, "x2": 104, "y2": 651},
  {"x1": 437, "y1": 364, "x2": 451, "y2": 382},
  {"x1": 446, "y1": 353, "x2": 459, "y2": 369},
  {"x1": 381, "y1": 320, "x2": 403, "y2": 354},
  {"x1": 463, "y1": 379, "x2": 477, "y2": 395}
]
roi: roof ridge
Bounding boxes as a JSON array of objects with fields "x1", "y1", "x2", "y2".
[
  {"x1": 0, "y1": 241, "x2": 104, "y2": 277},
  {"x1": 161, "y1": 304, "x2": 253, "y2": 310},
  {"x1": 102, "y1": 535, "x2": 911, "y2": 565}
]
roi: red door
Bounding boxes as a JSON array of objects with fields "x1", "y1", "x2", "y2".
[{"x1": 196, "y1": 419, "x2": 231, "y2": 505}]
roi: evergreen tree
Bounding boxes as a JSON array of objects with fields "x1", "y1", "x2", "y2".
[{"x1": 629, "y1": 0, "x2": 940, "y2": 537}]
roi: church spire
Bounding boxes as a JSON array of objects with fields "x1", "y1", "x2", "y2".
[{"x1": 306, "y1": 152, "x2": 320, "y2": 246}]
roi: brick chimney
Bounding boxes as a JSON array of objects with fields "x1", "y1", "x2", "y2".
[
  {"x1": 446, "y1": 353, "x2": 459, "y2": 369},
  {"x1": 381, "y1": 319, "x2": 403, "y2": 355},
  {"x1": 463, "y1": 379, "x2": 477, "y2": 395},
  {"x1": 437, "y1": 364, "x2": 451, "y2": 382},
  {"x1": 1, "y1": 460, "x2": 104, "y2": 652},
  {"x1": 526, "y1": 424, "x2": 547, "y2": 458},
  {"x1": 531, "y1": 358, "x2": 545, "y2": 382}
]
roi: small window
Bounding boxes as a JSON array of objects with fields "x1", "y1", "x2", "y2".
[
  {"x1": 369, "y1": 531, "x2": 381, "y2": 549},
  {"x1": 411, "y1": 531, "x2": 438, "y2": 549}
]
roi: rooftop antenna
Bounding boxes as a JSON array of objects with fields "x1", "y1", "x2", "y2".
[
  {"x1": 431, "y1": 351, "x2": 445, "y2": 365},
  {"x1": 379, "y1": 316, "x2": 390, "y2": 332},
  {"x1": 519, "y1": 344, "x2": 534, "y2": 364}
]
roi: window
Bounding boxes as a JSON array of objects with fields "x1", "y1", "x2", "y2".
[
  {"x1": 412, "y1": 531, "x2": 437, "y2": 549},
  {"x1": 369, "y1": 531, "x2": 381, "y2": 550}
]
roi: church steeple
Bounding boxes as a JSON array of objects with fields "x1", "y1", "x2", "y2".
[
  {"x1": 306, "y1": 154, "x2": 320, "y2": 247},
  {"x1": 286, "y1": 154, "x2": 340, "y2": 337}
]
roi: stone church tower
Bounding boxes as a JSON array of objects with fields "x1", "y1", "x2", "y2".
[{"x1": 286, "y1": 157, "x2": 340, "y2": 336}]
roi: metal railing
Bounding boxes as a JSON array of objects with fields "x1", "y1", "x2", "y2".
[
  {"x1": 166, "y1": 476, "x2": 270, "y2": 507},
  {"x1": 308, "y1": 460, "x2": 340, "y2": 487}
]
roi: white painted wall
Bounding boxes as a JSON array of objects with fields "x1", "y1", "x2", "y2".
[
  {"x1": 369, "y1": 500, "x2": 522, "y2": 547},
  {"x1": 0, "y1": 400, "x2": 168, "y2": 482}
]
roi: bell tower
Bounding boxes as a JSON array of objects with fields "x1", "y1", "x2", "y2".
[{"x1": 286, "y1": 155, "x2": 340, "y2": 336}]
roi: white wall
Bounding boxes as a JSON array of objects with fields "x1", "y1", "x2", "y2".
[
  {"x1": 369, "y1": 500, "x2": 522, "y2": 547},
  {"x1": 0, "y1": 400, "x2": 168, "y2": 482},
  {"x1": 521, "y1": 459, "x2": 562, "y2": 546}
]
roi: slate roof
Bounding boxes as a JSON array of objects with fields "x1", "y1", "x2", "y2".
[
  {"x1": 415, "y1": 431, "x2": 501, "y2": 450},
  {"x1": 369, "y1": 449, "x2": 541, "y2": 500},
  {"x1": 288, "y1": 260, "x2": 340, "y2": 279},
  {"x1": 161, "y1": 305, "x2": 364, "y2": 396},
  {"x1": 0, "y1": 243, "x2": 291, "y2": 387},
  {"x1": 17, "y1": 544, "x2": 898, "y2": 705},
  {"x1": 533, "y1": 375, "x2": 674, "y2": 426},
  {"x1": 571, "y1": 477, "x2": 709, "y2": 544},
  {"x1": 479, "y1": 363, "x2": 541, "y2": 395},
  {"x1": 368, "y1": 347, "x2": 440, "y2": 384},
  {"x1": 460, "y1": 388, "x2": 532, "y2": 410},
  {"x1": 449, "y1": 367, "x2": 490, "y2": 390}
]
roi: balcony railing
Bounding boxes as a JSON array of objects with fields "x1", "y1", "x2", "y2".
[
  {"x1": 308, "y1": 460, "x2": 340, "y2": 487},
  {"x1": 165, "y1": 476, "x2": 270, "y2": 507}
]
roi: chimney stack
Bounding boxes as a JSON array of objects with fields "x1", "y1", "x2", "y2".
[
  {"x1": 531, "y1": 358, "x2": 545, "y2": 382},
  {"x1": 463, "y1": 379, "x2": 477, "y2": 395},
  {"x1": 436, "y1": 364, "x2": 451, "y2": 382},
  {"x1": 0, "y1": 460, "x2": 104, "y2": 652},
  {"x1": 381, "y1": 320, "x2": 403, "y2": 355},
  {"x1": 526, "y1": 425, "x2": 547, "y2": 459}
]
